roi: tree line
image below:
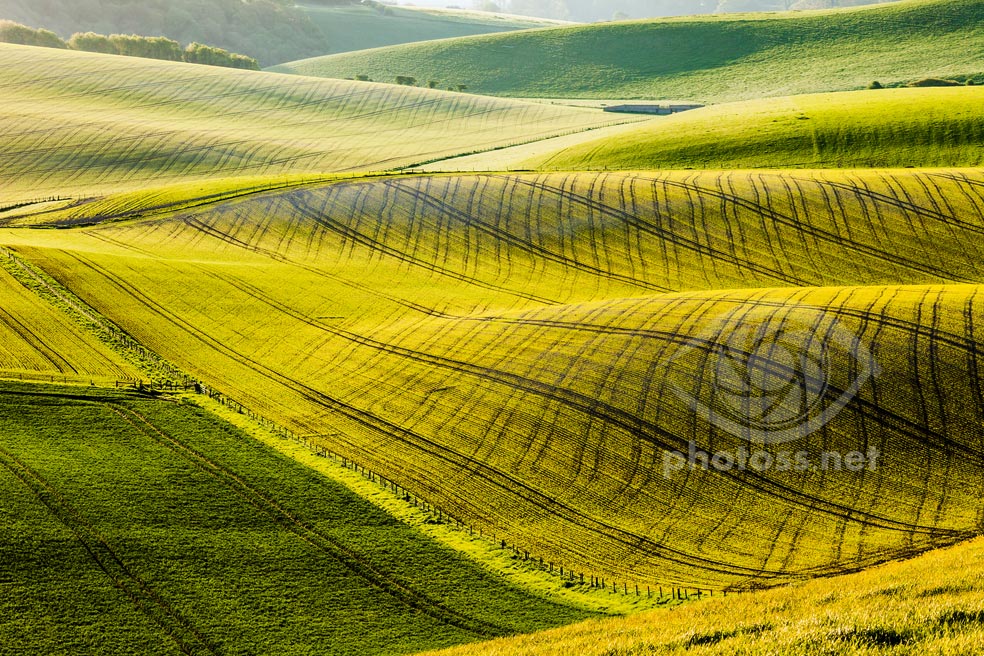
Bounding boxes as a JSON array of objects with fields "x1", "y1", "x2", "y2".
[{"x1": 0, "y1": 21, "x2": 259, "y2": 70}]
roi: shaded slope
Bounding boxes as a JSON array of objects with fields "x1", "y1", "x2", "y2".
[
  {"x1": 526, "y1": 88, "x2": 984, "y2": 170},
  {"x1": 271, "y1": 0, "x2": 984, "y2": 101},
  {"x1": 0, "y1": 382, "x2": 593, "y2": 654},
  {"x1": 3, "y1": 169, "x2": 984, "y2": 589},
  {"x1": 0, "y1": 44, "x2": 621, "y2": 202}
]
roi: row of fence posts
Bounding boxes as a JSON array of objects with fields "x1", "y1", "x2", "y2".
[
  {"x1": 191, "y1": 384, "x2": 727, "y2": 602},
  {"x1": 0, "y1": 196, "x2": 72, "y2": 214},
  {"x1": 28, "y1": 360, "x2": 729, "y2": 603}
]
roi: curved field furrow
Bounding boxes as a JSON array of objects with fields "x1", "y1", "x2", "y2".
[
  {"x1": 4, "y1": 168, "x2": 984, "y2": 589},
  {"x1": 0, "y1": 44, "x2": 623, "y2": 201}
]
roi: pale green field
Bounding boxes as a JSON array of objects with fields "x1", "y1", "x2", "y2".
[
  {"x1": 424, "y1": 536, "x2": 984, "y2": 656},
  {"x1": 3, "y1": 168, "x2": 984, "y2": 593},
  {"x1": 0, "y1": 44, "x2": 621, "y2": 202},
  {"x1": 525, "y1": 87, "x2": 984, "y2": 170}
]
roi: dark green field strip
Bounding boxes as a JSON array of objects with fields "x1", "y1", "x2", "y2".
[
  {"x1": 0, "y1": 446, "x2": 217, "y2": 655},
  {"x1": 0, "y1": 384, "x2": 596, "y2": 654},
  {"x1": 103, "y1": 403, "x2": 511, "y2": 638}
]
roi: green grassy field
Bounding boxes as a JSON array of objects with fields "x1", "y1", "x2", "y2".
[
  {"x1": 297, "y1": 3, "x2": 565, "y2": 58},
  {"x1": 0, "y1": 43, "x2": 623, "y2": 202},
  {"x1": 423, "y1": 536, "x2": 984, "y2": 655},
  {"x1": 3, "y1": 168, "x2": 984, "y2": 594},
  {"x1": 271, "y1": 0, "x2": 984, "y2": 101},
  {"x1": 524, "y1": 87, "x2": 984, "y2": 170},
  {"x1": 0, "y1": 381, "x2": 595, "y2": 654}
]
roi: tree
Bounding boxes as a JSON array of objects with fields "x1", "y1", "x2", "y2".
[
  {"x1": 868, "y1": 80, "x2": 883, "y2": 89},
  {"x1": 69, "y1": 32, "x2": 119, "y2": 54}
]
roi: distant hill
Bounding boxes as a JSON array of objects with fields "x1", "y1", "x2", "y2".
[
  {"x1": 504, "y1": 0, "x2": 897, "y2": 22},
  {"x1": 271, "y1": 0, "x2": 984, "y2": 102},
  {"x1": 298, "y1": 3, "x2": 566, "y2": 57},
  {"x1": 0, "y1": 0, "x2": 325, "y2": 65},
  {"x1": 0, "y1": 0, "x2": 565, "y2": 66}
]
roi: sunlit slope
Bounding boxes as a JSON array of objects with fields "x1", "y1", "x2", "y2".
[
  {"x1": 271, "y1": 0, "x2": 984, "y2": 101},
  {"x1": 0, "y1": 383, "x2": 593, "y2": 655},
  {"x1": 0, "y1": 261, "x2": 138, "y2": 383},
  {"x1": 526, "y1": 88, "x2": 984, "y2": 170},
  {"x1": 4, "y1": 169, "x2": 984, "y2": 589},
  {"x1": 424, "y1": 537, "x2": 984, "y2": 656},
  {"x1": 0, "y1": 44, "x2": 618, "y2": 202}
]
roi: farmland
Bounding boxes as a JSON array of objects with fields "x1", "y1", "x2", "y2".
[
  {"x1": 0, "y1": 43, "x2": 625, "y2": 202},
  {"x1": 0, "y1": 381, "x2": 594, "y2": 654},
  {"x1": 0, "y1": 256, "x2": 138, "y2": 384},
  {"x1": 3, "y1": 168, "x2": 984, "y2": 593},
  {"x1": 3, "y1": 2, "x2": 984, "y2": 651},
  {"x1": 525, "y1": 87, "x2": 984, "y2": 171},
  {"x1": 424, "y1": 536, "x2": 984, "y2": 656},
  {"x1": 272, "y1": 0, "x2": 984, "y2": 102}
]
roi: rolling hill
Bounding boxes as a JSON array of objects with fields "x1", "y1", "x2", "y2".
[
  {"x1": 524, "y1": 87, "x2": 984, "y2": 170},
  {"x1": 0, "y1": 43, "x2": 625, "y2": 202},
  {"x1": 423, "y1": 536, "x2": 984, "y2": 656},
  {"x1": 0, "y1": 381, "x2": 593, "y2": 654},
  {"x1": 0, "y1": 257, "x2": 139, "y2": 384},
  {"x1": 298, "y1": 3, "x2": 565, "y2": 58},
  {"x1": 270, "y1": 0, "x2": 984, "y2": 101},
  {"x1": 3, "y1": 168, "x2": 984, "y2": 592}
]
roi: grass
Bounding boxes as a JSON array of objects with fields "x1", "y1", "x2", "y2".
[
  {"x1": 0, "y1": 43, "x2": 622, "y2": 202},
  {"x1": 194, "y1": 392, "x2": 667, "y2": 616},
  {"x1": 420, "y1": 536, "x2": 984, "y2": 656},
  {"x1": 3, "y1": 168, "x2": 984, "y2": 593},
  {"x1": 0, "y1": 381, "x2": 596, "y2": 654},
  {"x1": 524, "y1": 87, "x2": 984, "y2": 170},
  {"x1": 296, "y1": 3, "x2": 564, "y2": 59},
  {"x1": 270, "y1": 0, "x2": 984, "y2": 101}
]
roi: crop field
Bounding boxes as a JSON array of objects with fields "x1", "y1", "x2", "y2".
[
  {"x1": 423, "y1": 536, "x2": 984, "y2": 656},
  {"x1": 525, "y1": 87, "x2": 984, "y2": 171},
  {"x1": 3, "y1": 168, "x2": 984, "y2": 593},
  {"x1": 271, "y1": 0, "x2": 984, "y2": 102},
  {"x1": 0, "y1": 255, "x2": 138, "y2": 384},
  {"x1": 0, "y1": 381, "x2": 594, "y2": 654},
  {"x1": 0, "y1": 44, "x2": 622, "y2": 202}
]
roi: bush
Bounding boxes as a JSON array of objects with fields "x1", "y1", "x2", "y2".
[
  {"x1": 907, "y1": 77, "x2": 962, "y2": 87},
  {"x1": 69, "y1": 32, "x2": 119, "y2": 54},
  {"x1": 184, "y1": 42, "x2": 259, "y2": 70},
  {"x1": 3, "y1": 20, "x2": 258, "y2": 70},
  {"x1": 0, "y1": 20, "x2": 68, "y2": 48},
  {"x1": 868, "y1": 80, "x2": 883, "y2": 89},
  {"x1": 395, "y1": 75, "x2": 418, "y2": 86}
]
